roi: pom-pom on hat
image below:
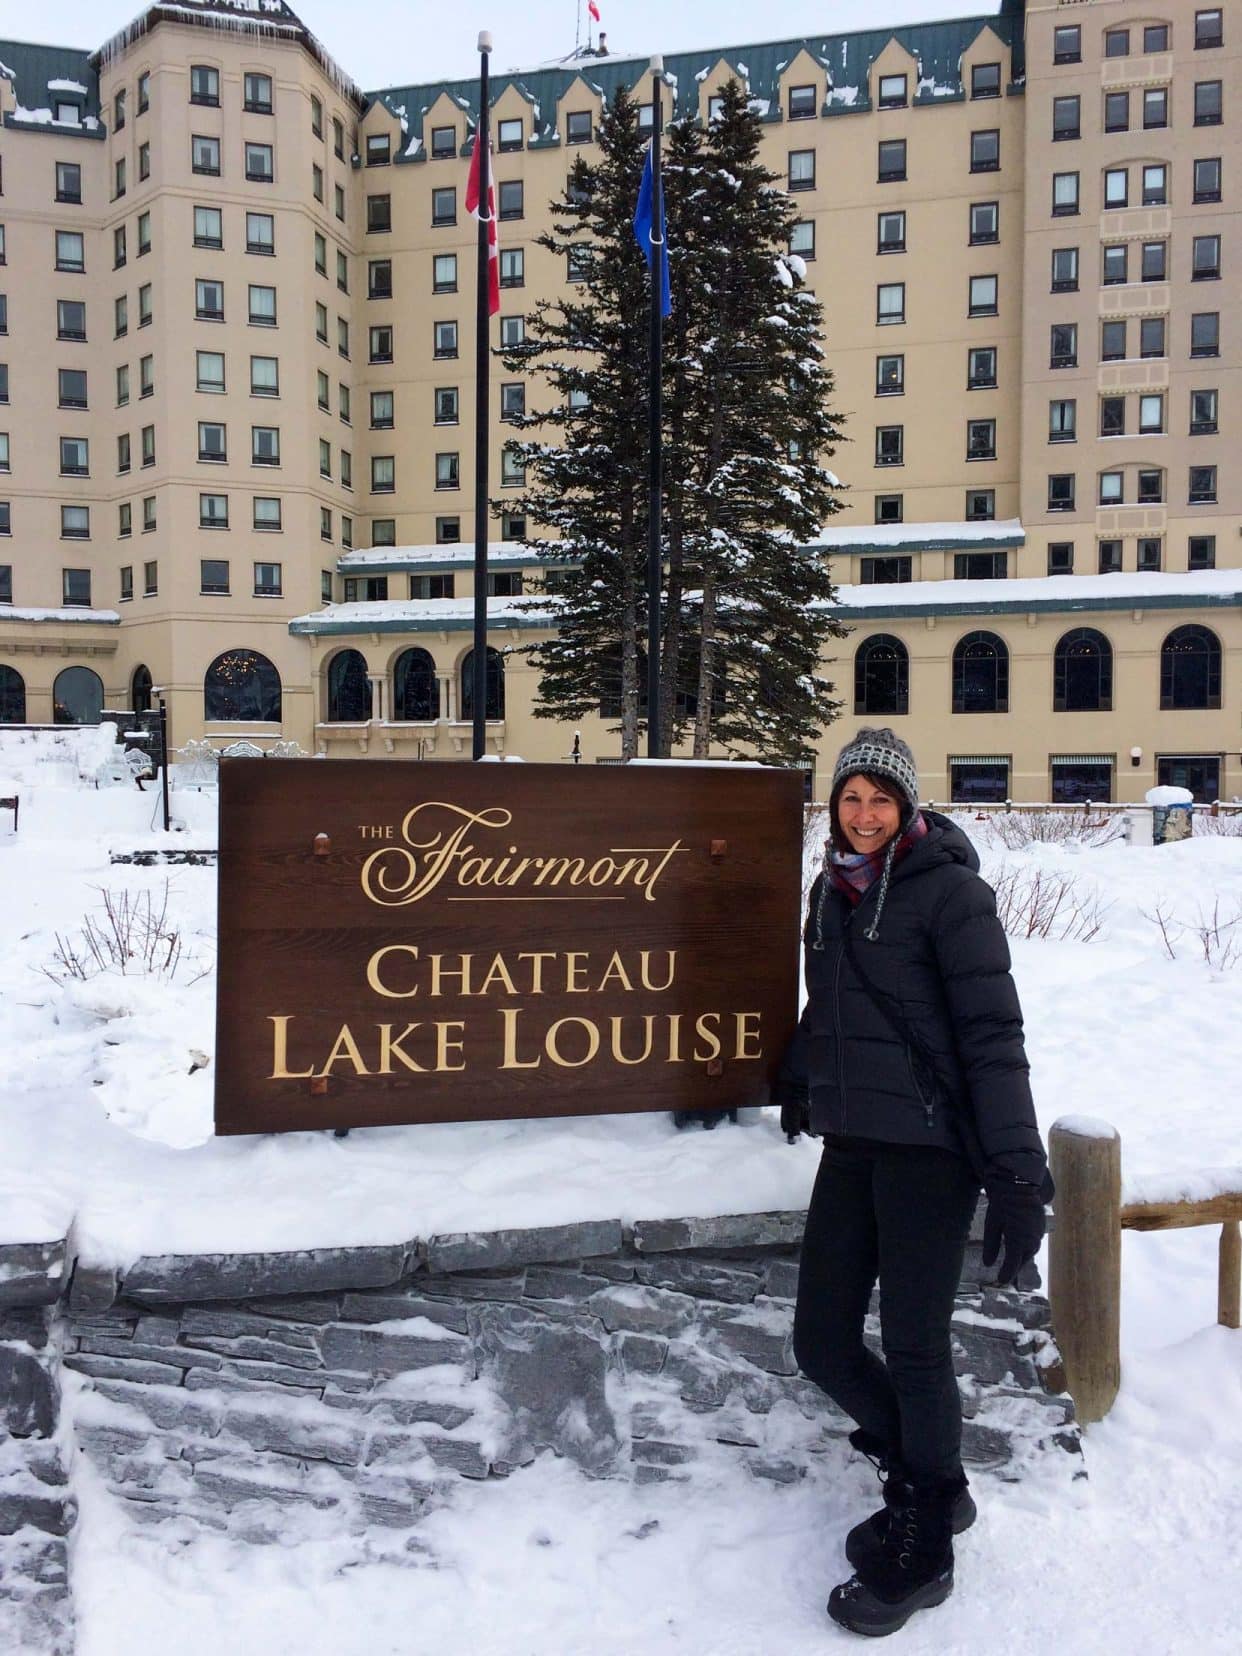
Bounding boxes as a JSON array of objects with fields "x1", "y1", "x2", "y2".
[{"x1": 829, "y1": 727, "x2": 920, "y2": 818}]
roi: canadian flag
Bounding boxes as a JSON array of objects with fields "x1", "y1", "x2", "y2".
[
  {"x1": 465, "y1": 135, "x2": 500, "y2": 315},
  {"x1": 588, "y1": 1, "x2": 600, "y2": 20}
]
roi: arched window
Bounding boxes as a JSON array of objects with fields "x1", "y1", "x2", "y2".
[
  {"x1": 1160, "y1": 625, "x2": 1221, "y2": 710},
  {"x1": 1053, "y1": 628, "x2": 1112, "y2": 712},
  {"x1": 854, "y1": 634, "x2": 909, "y2": 716},
  {"x1": 393, "y1": 648, "x2": 439, "y2": 722},
  {"x1": 131, "y1": 664, "x2": 154, "y2": 715},
  {"x1": 326, "y1": 650, "x2": 372, "y2": 722},
  {"x1": 204, "y1": 650, "x2": 282, "y2": 722},
  {"x1": 53, "y1": 666, "x2": 104, "y2": 725},
  {"x1": 0, "y1": 664, "x2": 26, "y2": 724},
  {"x1": 952, "y1": 631, "x2": 1009, "y2": 714},
  {"x1": 460, "y1": 647, "x2": 505, "y2": 721}
]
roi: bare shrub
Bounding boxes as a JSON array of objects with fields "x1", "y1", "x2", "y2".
[
  {"x1": 44, "y1": 883, "x2": 191, "y2": 984},
  {"x1": 984, "y1": 809, "x2": 1124, "y2": 851},
  {"x1": 1194, "y1": 811, "x2": 1242, "y2": 839},
  {"x1": 1143, "y1": 900, "x2": 1242, "y2": 971},
  {"x1": 988, "y1": 867, "x2": 1109, "y2": 942}
]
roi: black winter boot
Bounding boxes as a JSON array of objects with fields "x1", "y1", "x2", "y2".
[
  {"x1": 828, "y1": 1474, "x2": 958, "y2": 1638},
  {"x1": 844, "y1": 1430, "x2": 976, "y2": 1573}
]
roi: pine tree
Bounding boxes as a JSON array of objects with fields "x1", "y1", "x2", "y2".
[{"x1": 501, "y1": 78, "x2": 848, "y2": 765}]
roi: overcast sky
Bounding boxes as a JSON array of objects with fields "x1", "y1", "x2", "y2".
[{"x1": 16, "y1": 0, "x2": 1004, "y2": 90}]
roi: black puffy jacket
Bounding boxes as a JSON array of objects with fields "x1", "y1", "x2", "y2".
[{"x1": 777, "y1": 812, "x2": 1049, "y2": 1185}]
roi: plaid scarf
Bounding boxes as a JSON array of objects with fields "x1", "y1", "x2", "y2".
[{"x1": 827, "y1": 811, "x2": 929, "y2": 907}]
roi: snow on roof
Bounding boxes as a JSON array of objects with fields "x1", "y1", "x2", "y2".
[
  {"x1": 0, "y1": 605, "x2": 120, "y2": 624},
  {"x1": 831, "y1": 569, "x2": 1242, "y2": 612},
  {"x1": 47, "y1": 77, "x2": 88, "y2": 93},
  {"x1": 289, "y1": 595, "x2": 560, "y2": 632},
  {"x1": 813, "y1": 519, "x2": 1024, "y2": 550},
  {"x1": 337, "y1": 543, "x2": 554, "y2": 570}
]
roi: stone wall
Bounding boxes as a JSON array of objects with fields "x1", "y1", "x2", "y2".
[{"x1": 1, "y1": 1208, "x2": 1078, "y2": 1648}]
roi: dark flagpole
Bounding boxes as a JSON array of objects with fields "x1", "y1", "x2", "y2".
[
  {"x1": 472, "y1": 32, "x2": 493, "y2": 761},
  {"x1": 646, "y1": 57, "x2": 664, "y2": 759}
]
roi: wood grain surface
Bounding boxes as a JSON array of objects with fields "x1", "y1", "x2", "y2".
[{"x1": 215, "y1": 760, "x2": 804, "y2": 1135}]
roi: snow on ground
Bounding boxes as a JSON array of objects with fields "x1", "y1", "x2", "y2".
[{"x1": 3, "y1": 731, "x2": 1241, "y2": 1653}]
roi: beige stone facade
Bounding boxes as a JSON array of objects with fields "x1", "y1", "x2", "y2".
[{"x1": 0, "y1": 0, "x2": 1237, "y2": 801}]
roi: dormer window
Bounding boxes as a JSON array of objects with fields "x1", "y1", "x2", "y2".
[
  {"x1": 878, "y1": 75, "x2": 907, "y2": 109},
  {"x1": 55, "y1": 102, "x2": 80, "y2": 126}
]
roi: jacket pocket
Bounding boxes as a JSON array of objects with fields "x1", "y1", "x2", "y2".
[{"x1": 905, "y1": 1047, "x2": 936, "y2": 1129}]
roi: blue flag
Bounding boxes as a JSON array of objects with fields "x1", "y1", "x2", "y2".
[{"x1": 633, "y1": 144, "x2": 672, "y2": 317}]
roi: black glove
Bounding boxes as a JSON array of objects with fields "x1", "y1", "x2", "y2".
[
  {"x1": 981, "y1": 1166, "x2": 1052, "y2": 1286},
  {"x1": 772, "y1": 1081, "x2": 812, "y2": 1143}
]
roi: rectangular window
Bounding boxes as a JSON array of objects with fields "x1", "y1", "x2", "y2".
[
  {"x1": 1190, "y1": 389, "x2": 1218, "y2": 435},
  {"x1": 249, "y1": 285, "x2": 276, "y2": 326},
  {"x1": 429, "y1": 517, "x2": 458, "y2": 546},
  {"x1": 969, "y1": 201, "x2": 998, "y2": 244},
  {"x1": 501, "y1": 382, "x2": 526, "y2": 422},
  {"x1": 873, "y1": 496, "x2": 903, "y2": 526},
  {"x1": 136, "y1": 71, "x2": 150, "y2": 114},
  {"x1": 55, "y1": 231, "x2": 85, "y2": 273},
  {"x1": 1189, "y1": 465, "x2": 1217, "y2": 504},
  {"x1": 1098, "y1": 539, "x2": 1122, "y2": 574},
  {"x1": 62, "y1": 567, "x2": 91, "y2": 604},
  {"x1": 336, "y1": 250, "x2": 349, "y2": 294},
  {"x1": 367, "y1": 258, "x2": 393, "y2": 300},
  {"x1": 877, "y1": 282, "x2": 905, "y2": 325},
  {"x1": 876, "y1": 354, "x2": 904, "y2": 395},
  {"x1": 246, "y1": 143, "x2": 274, "y2": 184},
  {"x1": 970, "y1": 130, "x2": 999, "y2": 172},
  {"x1": 862, "y1": 554, "x2": 913, "y2": 585},
  {"x1": 877, "y1": 210, "x2": 905, "y2": 253},
  {"x1": 1052, "y1": 172, "x2": 1079, "y2": 216},
  {"x1": 1047, "y1": 542, "x2": 1073, "y2": 575},
  {"x1": 1195, "y1": 81, "x2": 1223, "y2": 125},
  {"x1": 370, "y1": 390, "x2": 394, "y2": 430},
  {"x1": 1138, "y1": 537, "x2": 1162, "y2": 572},
  {"x1": 434, "y1": 452, "x2": 460, "y2": 490},
  {"x1": 432, "y1": 187, "x2": 456, "y2": 226},
  {"x1": 972, "y1": 63, "x2": 1000, "y2": 99},
  {"x1": 190, "y1": 64, "x2": 219, "y2": 106},
  {"x1": 250, "y1": 355, "x2": 278, "y2": 397},
  {"x1": 195, "y1": 278, "x2": 224, "y2": 321},
  {"x1": 1139, "y1": 393, "x2": 1164, "y2": 434},
  {"x1": 1137, "y1": 469, "x2": 1164, "y2": 504},
  {"x1": 1143, "y1": 88, "x2": 1168, "y2": 129},
  {"x1": 1104, "y1": 168, "x2": 1128, "y2": 209},
  {"x1": 56, "y1": 299, "x2": 86, "y2": 341},
  {"x1": 0, "y1": 433, "x2": 7, "y2": 472},
  {"x1": 1142, "y1": 165, "x2": 1168, "y2": 206},
  {"x1": 251, "y1": 426, "x2": 280, "y2": 466},
  {"x1": 319, "y1": 438, "x2": 332, "y2": 479},
  {"x1": 496, "y1": 117, "x2": 523, "y2": 153},
  {"x1": 333, "y1": 118, "x2": 344, "y2": 161},
  {"x1": 141, "y1": 425, "x2": 155, "y2": 466},
  {"x1": 138, "y1": 142, "x2": 149, "y2": 181},
  {"x1": 788, "y1": 85, "x2": 816, "y2": 120},
  {"x1": 499, "y1": 249, "x2": 524, "y2": 287},
  {"x1": 1105, "y1": 28, "x2": 1130, "y2": 58},
  {"x1": 369, "y1": 324, "x2": 394, "y2": 363},
  {"x1": 194, "y1": 205, "x2": 223, "y2": 250},
  {"x1": 119, "y1": 560, "x2": 133, "y2": 595},
  {"x1": 877, "y1": 74, "x2": 907, "y2": 109},
  {"x1": 500, "y1": 315, "x2": 525, "y2": 349},
  {"x1": 240, "y1": 214, "x2": 273, "y2": 258},
  {"x1": 1188, "y1": 535, "x2": 1216, "y2": 570},
  {"x1": 967, "y1": 418, "x2": 997, "y2": 459},
  {"x1": 312, "y1": 164, "x2": 324, "y2": 203},
  {"x1": 1051, "y1": 247, "x2": 1078, "y2": 292},
  {"x1": 200, "y1": 555, "x2": 229, "y2": 591},
  {"x1": 566, "y1": 110, "x2": 592, "y2": 144},
  {"x1": 142, "y1": 497, "x2": 156, "y2": 535},
  {"x1": 1191, "y1": 312, "x2": 1220, "y2": 357},
  {"x1": 1196, "y1": 10, "x2": 1223, "y2": 49},
  {"x1": 114, "y1": 226, "x2": 127, "y2": 268},
  {"x1": 1141, "y1": 240, "x2": 1167, "y2": 283},
  {"x1": 1193, "y1": 235, "x2": 1221, "y2": 280},
  {"x1": 1052, "y1": 96, "x2": 1080, "y2": 141},
  {"x1": 498, "y1": 179, "x2": 524, "y2": 220},
  {"x1": 501, "y1": 450, "x2": 525, "y2": 488},
  {"x1": 1053, "y1": 24, "x2": 1081, "y2": 64},
  {"x1": 316, "y1": 370, "x2": 330, "y2": 411},
  {"x1": 431, "y1": 125, "x2": 456, "y2": 159},
  {"x1": 315, "y1": 302, "x2": 328, "y2": 343},
  {"x1": 425, "y1": 254, "x2": 457, "y2": 297},
  {"x1": 115, "y1": 88, "x2": 127, "y2": 130},
  {"x1": 59, "y1": 368, "x2": 88, "y2": 409},
  {"x1": 1098, "y1": 471, "x2": 1123, "y2": 506},
  {"x1": 1101, "y1": 320, "x2": 1126, "y2": 362},
  {"x1": 367, "y1": 195, "x2": 392, "y2": 234},
  {"x1": 371, "y1": 455, "x2": 395, "y2": 493},
  {"x1": 1100, "y1": 396, "x2": 1126, "y2": 437},
  {"x1": 320, "y1": 507, "x2": 332, "y2": 542},
  {"x1": 198, "y1": 421, "x2": 226, "y2": 461},
  {"x1": 60, "y1": 436, "x2": 89, "y2": 476},
  {"x1": 1102, "y1": 243, "x2": 1128, "y2": 285},
  {"x1": 968, "y1": 274, "x2": 998, "y2": 316},
  {"x1": 136, "y1": 212, "x2": 151, "y2": 257},
  {"x1": 954, "y1": 551, "x2": 1007, "y2": 580},
  {"x1": 877, "y1": 139, "x2": 906, "y2": 183},
  {"x1": 196, "y1": 350, "x2": 225, "y2": 394},
  {"x1": 1144, "y1": 24, "x2": 1170, "y2": 52},
  {"x1": 55, "y1": 160, "x2": 82, "y2": 203},
  {"x1": 875, "y1": 425, "x2": 903, "y2": 466},
  {"x1": 366, "y1": 133, "x2": 392, "y2": 168},
  {"x1": 61, "y1": 506, "x2": 90, "y2": 540},
  {"x1": 253, "y1": 496, "x2": 282, "y2": 531},
  {"x1": 789, "y1": 221, "x2": 815, "y2": 260},
  {"x1": 253, "y1": 561, "x2": 281, "y2": 596},
  {"x1": 789, "y1": 149, "x2": 815, "y2": 191},
  {"x1": 1104, "y1": 91, "x2": 1129, "y2": 133},
  {"x1": 244, "y1": 73, "x2": 273, "y2": 115},
  {"x1": 434, "y1": 320, "x2": 458, "y2": 358},
  {"x1": 192, "y1": 134, "x2": 220, "y2": 175},
  {"x1": 1194, "y1": 157, "x2": 1222, "y2": 204},
  {"x1": 314, "y1": 232, "x2": 327, "y2": 276},
  {"x1": 968, "y1": 346, "x2": 997, "y2": 389},
  {"x1": 1048, "y1": 400, "x2": 1076, "y2": 443},
  {"x1": 1048, "y1": 473, "x2": 1075, "y2": 511}
]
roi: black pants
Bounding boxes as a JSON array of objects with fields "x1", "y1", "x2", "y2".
[{"x1": 793, "y1": 1135, "x2": 979, "y2": 1481}]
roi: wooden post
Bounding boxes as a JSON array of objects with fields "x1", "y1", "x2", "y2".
[
  {"x1": 1220, "y1": 1221, "x2": 1241, "y2": 1330},
  {"x1": 1049, "y1": 1116, "x2": 1122, "y2": 1425}
]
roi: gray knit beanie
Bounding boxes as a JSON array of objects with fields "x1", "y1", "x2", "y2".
[{"x1": 830, "y1": 727, "x2": 920, "y2": 818}]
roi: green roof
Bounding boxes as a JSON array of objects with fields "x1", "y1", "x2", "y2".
[
  {"x1": 0, "y1": 37, "x2": 100, "y2": 125},
  {"x1": 366, "y1": 9, "x2": 1021, "y2": 159}
]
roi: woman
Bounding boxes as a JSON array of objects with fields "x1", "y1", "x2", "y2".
[{"x1": 775, "y1": 727, "x2": 1052, "y2": 1638}]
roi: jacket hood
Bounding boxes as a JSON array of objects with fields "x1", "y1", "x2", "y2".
[{"x1": 892, "y1": 810, "x2": 981, "y2": 880}]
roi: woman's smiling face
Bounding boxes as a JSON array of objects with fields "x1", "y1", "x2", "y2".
[{"x1": 836, "y1": 775, "x2": 903, "y2": 855}]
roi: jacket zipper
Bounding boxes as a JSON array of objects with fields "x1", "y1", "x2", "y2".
[
  {"x1": 907, "y1": 1050, "x2": 935, "y2": 1130},
  {"x1": 832, "y1": 938, "x2": 847, "y2": 1136}
]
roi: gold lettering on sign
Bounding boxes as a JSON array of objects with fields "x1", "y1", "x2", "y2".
[
  {"x1": 377, "y1": 1022, "x2": 426, "y2": 1074},
  {"x1": 734, "y1": 1012, "x2": 763, "y2": 1060},
  {"x1": 359, "y1": 802, "x2": 685, "y2": 907},
  {"x1": 269, "y1": 1015, "x2": 314, "y2": 1079},
  {"x1": 319, "y1": 1024, "x2": 371, "y2": 1076},
  {"x1": 545, "y1": 1016, "x2": 601, "y2": 1069},
  {"x1": 499, "y1": 1007, "x2": 541, "y2": 1070},
  {"x1": 366, "y1": 944, "x2": 420, "y2": 999},
  {"x1": 692, "y1": 1013, "x2": 723, "y2": 1063}
]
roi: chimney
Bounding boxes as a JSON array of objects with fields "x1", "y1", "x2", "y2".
[{"x1": 597, "y1": 32, "x2": 609, "y2": 56}]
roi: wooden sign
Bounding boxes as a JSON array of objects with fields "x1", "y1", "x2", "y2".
[{"x1": 214, "y1": 760, "x2": 803, "y2": 1135}]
